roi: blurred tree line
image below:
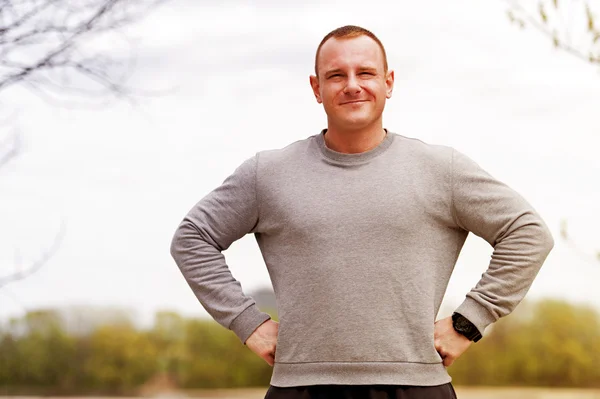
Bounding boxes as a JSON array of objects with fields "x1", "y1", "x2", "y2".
[
  {"x1": 1, "y1": 298, "x2": 599, "y2": 394},
  {"x1": 0, "y1": 307, "x2": 277, "y2": 395},
  {"x1": 450, "y1": 298, "x2": 600, "y2": 387}
]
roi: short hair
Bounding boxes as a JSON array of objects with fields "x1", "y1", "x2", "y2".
[{"x1": 314, "y1": 25, "x2": 388, "y2": 76}]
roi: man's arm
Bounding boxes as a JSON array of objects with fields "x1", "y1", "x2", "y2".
[
  {"x1": 450, "y1": 149, "x2": 554, "y2": 334},
  {"x1": 170, "y1": 156, "x2": 271, "y2": 344},
  {"x1": 434, "y1": 149, "x2": 554, "y2": 366}
]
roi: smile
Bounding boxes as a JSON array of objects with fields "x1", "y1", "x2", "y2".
[{"x1": 341, "y1": 100, "x2": 367, "y2": 105}]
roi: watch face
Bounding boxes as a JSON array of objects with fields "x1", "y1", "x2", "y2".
[
  {"x1": 455, "y1": 317, "x2": 473, "y2": 333},
  {"x1": 453, "y1": 313, "x2": 481, "y2": 342}
]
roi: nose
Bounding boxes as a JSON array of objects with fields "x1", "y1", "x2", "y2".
[{"x1": 343, "y1": 74, "x2": 362, "y2": 94}]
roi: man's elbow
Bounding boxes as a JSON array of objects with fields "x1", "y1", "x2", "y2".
[
  {"x1": 170, "y1": 231, "x2": 179, "y2": 262},
  {"x1": 170, "y1": 220, "x2": 192, "y2": 263},
  {"x1": 536, "y1": 220, "x2": 555, "y2": 259},
  {"x1": 543, "y1": 227, "x2": 554, "y2": 255}
]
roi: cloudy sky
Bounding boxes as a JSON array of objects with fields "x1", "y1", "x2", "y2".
[{"x1": 1, "y1": 0, "x2": 599, "y2": 326}]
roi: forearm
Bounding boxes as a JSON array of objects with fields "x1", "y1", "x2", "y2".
[
  {"x1": 451, "y1": 149, "x2": 555, "y2": 334},
  {"x1": 455, "y1": 210, "x2": 554, "y2": 334},
  {"x1": 170, "y1": 219, "x2": 271, "y2": 343}
]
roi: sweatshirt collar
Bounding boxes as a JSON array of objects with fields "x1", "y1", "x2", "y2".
[{"x1": 315, "y1": 128, "x2": 394, "y2": 164}]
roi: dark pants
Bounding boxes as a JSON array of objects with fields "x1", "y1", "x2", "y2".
[{"x1": 264, "y1": 383, "x2": 458, "y2": 399}]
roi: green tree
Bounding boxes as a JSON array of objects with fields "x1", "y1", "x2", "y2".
[
  {"x1": 449, "y1": 299, "x2": 600, "y2": 387},
  {"x1": 84, "y1": 322, "x2": 159, "y2": 393},
  {"x1": 0, "y1": 310, "x2": 76, "y2": 392},
  {"x1": 178, "y1": 318, "x2": 271, "y2": 388},
  {"x1": 149, "y1": 311, "x2": 187, "y2": 381}
]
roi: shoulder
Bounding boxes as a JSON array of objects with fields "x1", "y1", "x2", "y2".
[
  {"x1": 255, "y1": 135, "x2": 315, "y2": 165},
  {"x1": 389, "y1": 132, "x2": 455, "y2": 165}
]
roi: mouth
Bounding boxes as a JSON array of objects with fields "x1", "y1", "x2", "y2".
[{"x1": 340, "y1": 100, "x2": 367, "y2": 105}]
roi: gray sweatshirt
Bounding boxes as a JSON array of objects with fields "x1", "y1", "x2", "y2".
[{"x1": 170, "y1": 130, "x2": 554, "y2": 387}]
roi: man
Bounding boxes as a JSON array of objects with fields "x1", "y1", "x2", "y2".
[{"x1": 170, "y1": 25, "x2": 554, "y2": 399}]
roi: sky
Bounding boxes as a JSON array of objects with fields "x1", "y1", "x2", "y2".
[{"x1": 1, "y1": 0, "x2": 599, "y2": 327}]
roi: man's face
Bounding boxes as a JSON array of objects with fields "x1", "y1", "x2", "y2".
[{"x1": 310, "y1": 35, "x2": 394, "y2": 132}]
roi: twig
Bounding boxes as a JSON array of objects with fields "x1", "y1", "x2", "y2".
[{"x1": 0, "y1": 218, "x2": 67, "y2": 289}]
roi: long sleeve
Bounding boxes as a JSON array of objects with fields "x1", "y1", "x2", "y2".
[
  {"x1": 451, "y1": 149, "x2": 554, "y2": 335},
  {"x1": 170, "y1": 155, "x2": 271, "y2": 343}
]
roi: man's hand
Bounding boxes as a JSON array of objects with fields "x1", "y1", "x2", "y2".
[
  {"x1": 245, "y1": 319, "x2": 279, "y2": 366},
  {"x1": 434, "y1": 316, "x2": 472, "y2": 367}
]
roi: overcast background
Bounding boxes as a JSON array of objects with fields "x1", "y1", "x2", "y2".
[{"x1": 1, "y1": 0, "x2": 599, "y2": 326}]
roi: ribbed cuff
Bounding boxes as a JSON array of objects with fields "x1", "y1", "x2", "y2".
[
  {"x1": 454, "y1": 297, "x2": 497, "y2": 337},
  {"x1": 229, "y1": 304, "x2": 271, "y2": 344}
]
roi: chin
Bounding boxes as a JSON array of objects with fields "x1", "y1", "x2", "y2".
[
  {"x1": 342, "y1": 115, "x2": 376, "y2": 127},
  {"x1": 336, "y1": 120, "x2": 373, "y2": 131},
  {"x1": 335, "y1": 113, "x2": 367, "y2": 124}
]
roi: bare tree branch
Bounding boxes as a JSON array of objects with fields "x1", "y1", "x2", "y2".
[
  {"x1": 505, "y1": 0, "x2": 600, "y2": 66},
  {"x1": 0, "y1": 218, "x2": 67, "y2": 289},
  {"x1": 0, "y1": 129, "x2": 21, "y2": 169},
  {"x1": 0, "y1": 0, "x2": 120, "y2": 91},
  {"x1": 0, "y1": 0, "x2": 166, "y2": 294},
  {"x1": 0, "y1": 0, "x2": 166, "y2": 97},
  {"x1": 560, "y1": 219, "x2": 600, "y2": 265},
  {"x1": 0, "y1": 1, "x2": 54, "y2": 37}
]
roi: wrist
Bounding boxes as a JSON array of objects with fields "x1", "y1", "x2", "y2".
[{"x1": 452, "y1": 312, "x2": 482, "y2": 342}]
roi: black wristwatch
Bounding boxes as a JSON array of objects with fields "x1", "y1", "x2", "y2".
[{"x1": 452, "y1": 312, "x2": 482, "y2": 342}]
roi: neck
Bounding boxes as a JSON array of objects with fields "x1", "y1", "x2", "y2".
[{"x1": 323, "y1": 123, "x2": 386, "y2": 154}]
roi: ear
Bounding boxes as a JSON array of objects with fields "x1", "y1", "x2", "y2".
[
  {"x1": 309, "y1": 75, "x2": 322, "y2": 104},
  {"x1": 385, "y1": 70, "x2": 395, "y2": 99}
]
